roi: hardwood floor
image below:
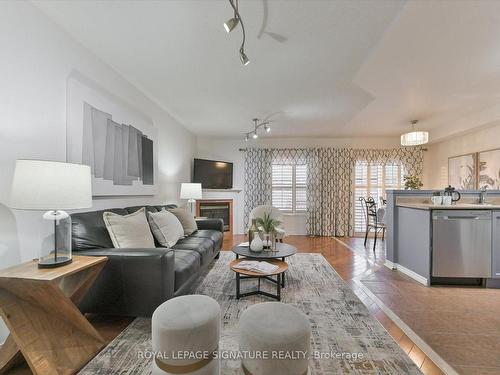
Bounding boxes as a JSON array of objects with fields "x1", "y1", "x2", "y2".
[
  {"x1": 4, "y1": 234, "x2": 445, "y2": 375},
  {"x1": 223, "y1": 235, "x2": 446, "y2": 375}
]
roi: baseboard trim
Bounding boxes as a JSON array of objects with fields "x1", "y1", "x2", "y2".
[
  {"x1": 354, "y1": 279, "x2": 459, "y2": 375},
  {"x1": 395, "y1": 264, "x2": 428, "y2": 286},
  {"x1": 384, "y1": 259, "x2": 396, "y2": 270}
]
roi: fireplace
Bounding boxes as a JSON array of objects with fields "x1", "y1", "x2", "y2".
[{"x1": 196, "y1": 199, "x2": 233, "y2": 235}]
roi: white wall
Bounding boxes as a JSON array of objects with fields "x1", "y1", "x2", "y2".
[
  {"x1": 196, "y1": 136, "x2": 400, "y2": 235},
  {"x1": 0, "y1": 2, "x2": 195, "y2": 343},
  {"x1": 423, "y1": 120, "x2": 500, "y2": 189}
]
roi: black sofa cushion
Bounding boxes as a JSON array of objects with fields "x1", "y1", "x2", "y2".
[
  {"x1": 173, "y1": 250, "x2": 201, "y2": 291},
  {"x1": 190, "y1": 230, "x2": 223, "y2": 253},
  {"x1": 172, "y1": 237, "x2": 214, "y2": 266},
  {"x1": 72, "y1": 208, "x2": 129, "y2": 250}
]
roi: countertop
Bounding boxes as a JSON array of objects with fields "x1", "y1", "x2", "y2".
[{"x1": 397, "y1": 203, "x2": 500, "y2": 210}]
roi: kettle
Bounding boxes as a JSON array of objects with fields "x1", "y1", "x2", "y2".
[{"x1": 444, "y1": 185, "x2": 461, "y2": 203}]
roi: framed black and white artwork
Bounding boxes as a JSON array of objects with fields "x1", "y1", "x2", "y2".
[
  {"x1": 66, "y1": 73, "x2": 158, "y2": 196},
  {"x1": 479, "y1": 148, "x2": 500, "y2": 189},
  {"x1": 448, "y1": 153, "x2": 477, "y2": 190}
]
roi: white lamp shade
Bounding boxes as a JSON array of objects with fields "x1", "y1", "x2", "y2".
[
  {"x1": 180, "y1": 183, "x2": 202, "y2": 200},
  {"x1": 10, "y1": 160, "x2": 92, "y2": 210}
]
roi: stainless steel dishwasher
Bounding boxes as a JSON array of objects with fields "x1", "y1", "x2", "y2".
[{"x1": 432, "y1": 210, "x2": 491, "y2": 278}]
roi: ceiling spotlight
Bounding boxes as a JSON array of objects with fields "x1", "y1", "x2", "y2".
[
  {"x1": 252, "y1": 131, "x2": 258, "y2": 139},
  {"x1": 224, "y1": 17, "x2": 239, "y2": 33},
  {"x1": 245, "y1": 134, "x2": 249, "y2": 142},
  {"x1": 240, "y1": 50, "x2": 250, "y2": 66},
  {"x1": 264, "y1": 123, "x2": 271, "y2": 132}
]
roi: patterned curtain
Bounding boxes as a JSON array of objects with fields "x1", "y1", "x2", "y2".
[
  {"x1": 244, "y1": 146, "x2": 424, "y2": 237},
  {"x1": 243, "y1": 148, "x2": 272, "y2": 229},
  {"x1": 353, "y1": 147, "x2": 424, "y2": 177},
  {"x1": 306, "y1": 148, "x2": 354, "y2": 237}
]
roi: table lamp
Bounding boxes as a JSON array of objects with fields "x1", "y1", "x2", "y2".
[
  {"x1": 10, "y1": 160, "x2": 92, "y2": 268},
  {"x1": 180, "y1": 183, "x2": 202, "y2": 216}
]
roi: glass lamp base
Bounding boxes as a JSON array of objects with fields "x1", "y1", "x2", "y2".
[{"x1": 38, "y1": 256, "x2": 72, "y2": 269}]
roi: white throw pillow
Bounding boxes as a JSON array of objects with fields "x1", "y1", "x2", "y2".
[
  {"x1": 147, "y1": 209, "x2": 185, "y2": 247},
  {"x1": 103, "y1": 207, "x2": 155, "y2": 248},
  {"x1": 169, "y1": 207, "x2": 198, "y2": 236}
]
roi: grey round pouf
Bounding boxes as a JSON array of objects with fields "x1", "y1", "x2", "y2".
[
  {"x1": 152, "y1": 295, "x2": 220, "y2": 375},
  {"x1": 239, "y1": 302, "x2": 311, "y2": 375}
]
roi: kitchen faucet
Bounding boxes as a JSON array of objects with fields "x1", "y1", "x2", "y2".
[{"x1": 479, "y1": 185, "x2": 488, "y2": 204}]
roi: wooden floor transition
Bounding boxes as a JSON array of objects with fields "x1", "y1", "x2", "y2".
[{"x1": 5, "y1": 235, "x2": 451, "y2": 375}]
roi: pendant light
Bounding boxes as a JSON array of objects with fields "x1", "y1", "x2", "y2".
[{"x1": 401, "y1": 120, "x2": 429, "y2": 146}]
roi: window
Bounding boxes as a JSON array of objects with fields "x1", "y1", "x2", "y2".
[
  {"x1": 272, "y1": 164, "x2": 307, "y2": 213},
  {"x1": 354, "y1": 161, "x2": 405, "y2": 233}
]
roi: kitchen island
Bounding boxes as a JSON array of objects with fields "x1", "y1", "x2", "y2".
[{"x1": 385, "y1": 190, "x2": 500, "y2": 287}]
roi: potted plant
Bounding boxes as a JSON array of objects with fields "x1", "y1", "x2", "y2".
[
  {"x1": 404, "y1": 174, "x2": 423, "y2": 190},
  {"x1": 256, "y1": 212, "x2": 282, "y2": 250}
]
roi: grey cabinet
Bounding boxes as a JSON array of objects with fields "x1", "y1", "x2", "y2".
[{"x1": 493, "y1": 211, "x2": 500, "y2": 278}]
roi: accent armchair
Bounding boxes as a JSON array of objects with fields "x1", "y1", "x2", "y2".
[{"x1": 248, "y1": 205, "x2": 286, "y2": 242}]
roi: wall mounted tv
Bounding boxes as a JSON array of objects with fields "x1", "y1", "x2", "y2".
[{"x1": 193, "y1": 158, "x2": 233, "y2": 189}]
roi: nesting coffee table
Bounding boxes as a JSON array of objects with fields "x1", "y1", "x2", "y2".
[
  {"x1": 230, "y1": 243, "x2": 297, "y2": 300},
  {"x1": 232, "y1": 242, "x2": 297, "y2": 287},
  {"x1": 230, "y1": 259, "x2": 288, "y2": 301}
]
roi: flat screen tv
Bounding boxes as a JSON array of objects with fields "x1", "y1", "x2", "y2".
[{"x1": 193, "y1": 158, "x2": 233, "y2": 189}]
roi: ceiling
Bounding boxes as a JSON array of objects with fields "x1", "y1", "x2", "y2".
[{"x1": 35, "y1": 0, "x2": 500, "y2": 141}]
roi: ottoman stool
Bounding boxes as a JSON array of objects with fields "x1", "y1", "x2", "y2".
[
  {"x1": 152, "y1": 295, "x2": 220, "y2": 375},
  {"x1": 239, "y1": 302, "x2": 311, "y2": 375}
]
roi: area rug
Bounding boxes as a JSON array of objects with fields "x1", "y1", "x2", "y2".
[{"x1": 79, "y1": 252, "x2": 421, "y2": 374}]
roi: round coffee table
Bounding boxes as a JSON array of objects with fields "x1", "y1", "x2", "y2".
[
  {"x1": 232, "y1": 242, "x2": 297, "y2": 287},
  {"x1": 230, "y1": 259, "x2": 288, "y2": 301}
]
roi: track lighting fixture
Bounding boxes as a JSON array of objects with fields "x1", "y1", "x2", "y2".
[
  {"x1": 224, "y1": 17, "x2": 239, "y2": 33},
  {"x1": 225, "y1": 0, "x2": 250, "y2": 66},
  {"x1": 244, "y1": 118, "x2": 273, "y2": 141}
]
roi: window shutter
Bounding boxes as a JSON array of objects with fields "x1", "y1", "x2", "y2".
[
  {"x1": 295, "y1": 165, "x2": 307, "y2": 212},
  {"x1": 272, "y1": 164, "x2": 293, "y2": 211}
]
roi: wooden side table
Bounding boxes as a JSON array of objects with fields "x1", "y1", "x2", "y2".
[
  {"x1": 0, "y1": 255, "x2": 107, "y2": 375},
  {"x1": 230, "y1": 259, "x2": 288, "y2": 301}
]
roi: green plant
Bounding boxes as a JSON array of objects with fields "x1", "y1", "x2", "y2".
[
  {"x1": 404, "y1": 174, "x2": 423, "y2": 190},
  {"x1": 256, "y1": 212, "x2": 282, "y2": 234}
]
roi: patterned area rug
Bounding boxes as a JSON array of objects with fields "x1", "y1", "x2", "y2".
[{"x1": 79, "y1": 252, "x2": 421, "y2": 374}]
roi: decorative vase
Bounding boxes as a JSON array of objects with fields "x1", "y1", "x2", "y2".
[
  {"x1": 250, "y1": 236, "x2": 263, "y2": 252},
  {"x1": 248, "y1": 219, "x2": 258, "y2": 243}
]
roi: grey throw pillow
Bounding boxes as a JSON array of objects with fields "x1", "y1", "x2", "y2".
[
  {"x1": 103, "y1": 207, "x2": 155, "y2": 248},
  {"x1": 147, "y1": 209, "x2": 184, "y2": 247},
  {"x1": 169, "y1": 207, "x2": 198, "y2": 236}
]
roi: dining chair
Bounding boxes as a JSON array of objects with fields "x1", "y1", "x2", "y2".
[{"x1": 359, "y1": 197, "x2": 386, "y2": 252}]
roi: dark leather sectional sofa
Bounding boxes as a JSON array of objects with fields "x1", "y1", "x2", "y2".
[{"x1": 70, "y1": 204, "x2": 223, "y2": 317}]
